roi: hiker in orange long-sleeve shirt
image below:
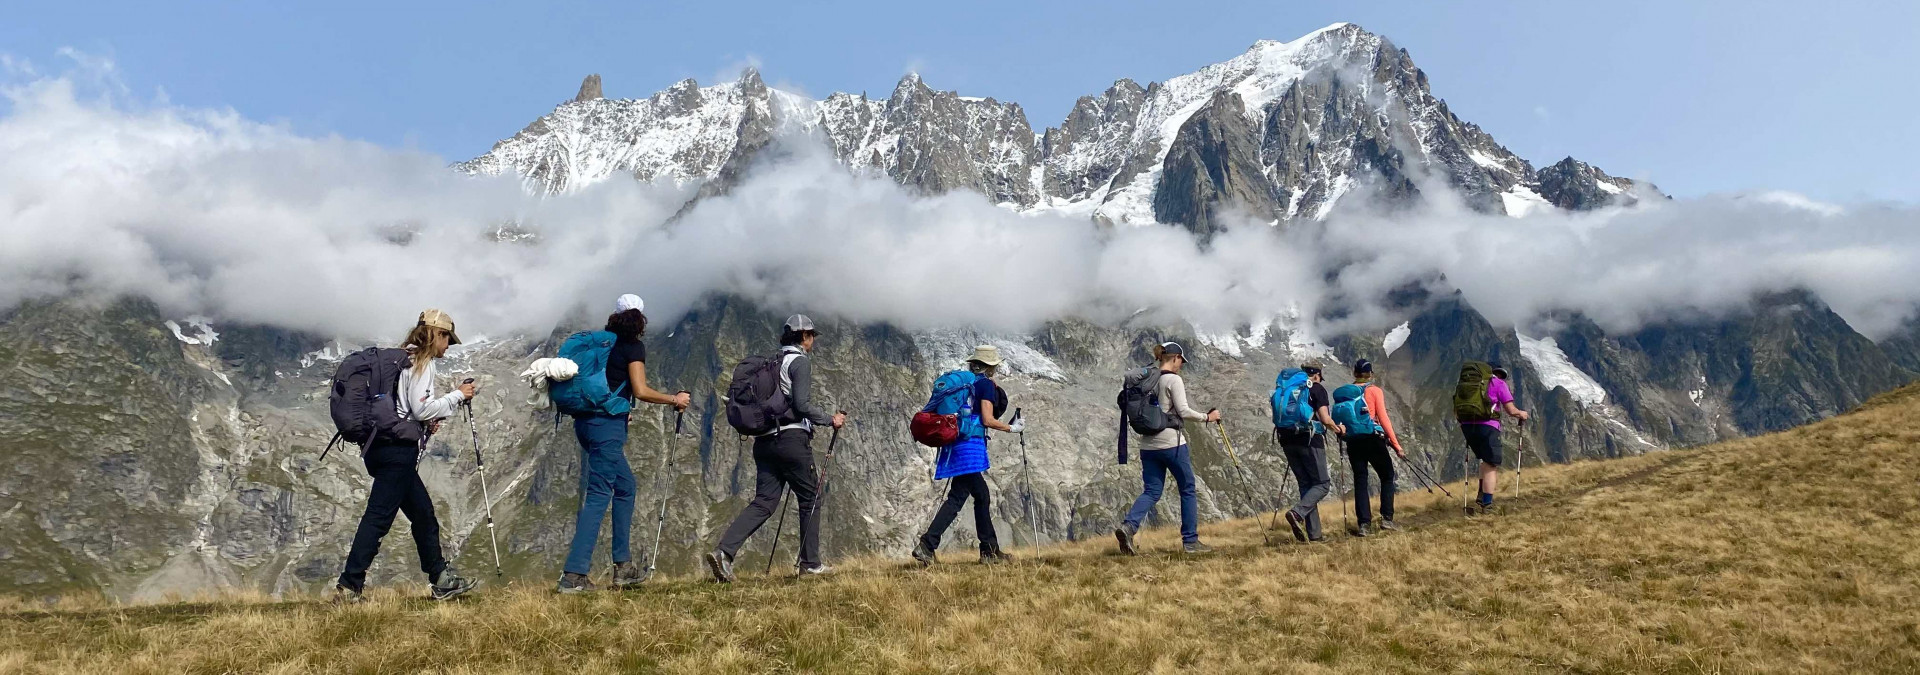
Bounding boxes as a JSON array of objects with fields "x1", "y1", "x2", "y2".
[{"x1": 1330, "y1": 359, "x2": 1405, "y2": 536}]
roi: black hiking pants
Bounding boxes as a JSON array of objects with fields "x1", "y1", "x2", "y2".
[
  {"x1": 920, "y1": 472, "x2": 999, "y2": 554},
  {"x1": 716, "y1": 429, "x2": 823, "y2": 568},
  {"x1": 338, "y1": 441, "x2": 447, "y2": 592},
  {"x1": 1345, "y1": 433, "x2": 1396, "y2": 524}
]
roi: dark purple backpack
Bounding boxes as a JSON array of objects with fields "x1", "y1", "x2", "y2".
[{"x1": 321, "y1": 347, "x2": 424, "y2": 462}]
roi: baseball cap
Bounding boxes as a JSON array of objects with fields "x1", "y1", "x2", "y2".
[
  {"x1": 1159, "y1": 341, "x2": 1187, "y2": 360},
  {"x1": 1353, "y1": 359, "x2": 1374, "y2": 376},
  {"x1": 417, "y1": 308, "x2": 461, "y2": 345},
  {"x1": 1300, "y1": 360, "x2": 1324, "y2": 376},
  {"x1": 783, "y1": 314, "x2": 816, "y2": 333},
  {"x1": 614, "y1": 294, "x2": 644, "y2": 313}
]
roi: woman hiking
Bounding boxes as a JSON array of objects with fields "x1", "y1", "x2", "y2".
[
  {"x1": 1335, "y1": 359, "x2": 1404, "y2": 536},
  {"x1": 912, "y1": 345, "x2": 1024, "y2": 566},
  {"x1": 333, "y1": 309, "x2": 480, "y2": 604},
  {"x1": 1114, "y1": 341, "x2": 1220, "y2": 555},
  {"x1": 557, "y1": 294, "x2": 691, "y2": 594}
]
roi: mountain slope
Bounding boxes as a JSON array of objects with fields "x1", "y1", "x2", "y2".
[{"x1": 8, "y1": 383, "x2": 1918, "y2": 673}]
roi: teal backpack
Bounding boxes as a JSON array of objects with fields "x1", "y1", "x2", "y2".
[
  {"x1": 549, "y1": 331, "x2": 632, "y2": 417},
  {"x1": 1270, "y1": 368, "x2": 1317, "y2": 433},
  {"x1": 1330, "y1": 383, "x2": 1382, "y2": 437}
]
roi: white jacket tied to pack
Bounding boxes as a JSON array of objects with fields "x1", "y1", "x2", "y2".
[{"x1": 519, "y1": 357, "x2": 578, "y2": 409}]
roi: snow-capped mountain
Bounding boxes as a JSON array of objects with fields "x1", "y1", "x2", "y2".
[{"x1": 459, "y1": 23, "x2": 1658, "y2": 230}]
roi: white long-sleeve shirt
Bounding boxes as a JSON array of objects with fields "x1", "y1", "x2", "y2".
[
  {"x1": 1140, "y1": 372, "x2": 1209, "y2": 451},
  {"x1": 398, "y1": 355, "x2": 466, "y2": 424}
]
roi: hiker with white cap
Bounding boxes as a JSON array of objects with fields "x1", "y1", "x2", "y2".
[
  {"x1": 333, "y1": 309, "x2": 480, "y2": 604},
  {"x1": 1114, "y1": 341, "x2": 1220, "y2": 555},
  {"x1": 706, "y1": 314, "x2": 846, "y2": 582},
  {"x1": 912, "y1": 345, "x2": 1023, "y2": 566},
  {"x1": 555, "y1": 294, "x2": 691, "y2": 594}
]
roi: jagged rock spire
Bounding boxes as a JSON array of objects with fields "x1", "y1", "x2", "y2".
[{"x1": 575, "y1": 74, "x2": 603, "y2": 102}]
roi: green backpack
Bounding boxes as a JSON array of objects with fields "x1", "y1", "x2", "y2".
[{"x1": 1453, "y1": 361, "x2": 1497, "y2": 422}]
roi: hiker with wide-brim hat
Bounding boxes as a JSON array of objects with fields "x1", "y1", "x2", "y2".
[
  {"x1": 333, "y1": 309, "x2": 479, "y2": 604},
  {"x1": 556, "y1": 294, "x2": 692, "y2": 594},
  {"x1": 1114, "y1": 342, "x2": 1220, "y2": 556},
  {"x1": 705, "y1": 314, "x2": 846, "y2": 582},
  {"x1": 913, "y1": 345, "x2": 1023, "y2": 566}
]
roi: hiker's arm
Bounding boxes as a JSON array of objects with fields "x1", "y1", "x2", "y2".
[
  {"x1": 1166, "y1": 376, "x2": 1212, "y2": 421},
  {"x1": 1366, "y1": 386, "x2": 1403, "y2": 453},
  {"x1": 978, "y1": 399, "x2": 1013, "y2": 432},
  {"x1": 1503, "y1": 401, "x2": 1529, "y2": 421},
  {"x1": 786, "y1": 357, "x2": 835, "y2": 426},
  {"x1": 408, "y1": 369, "x2": 465, "y2": 422},
  {"x1": 628, "y1": 362, "x2": 690, "y2": 409}
]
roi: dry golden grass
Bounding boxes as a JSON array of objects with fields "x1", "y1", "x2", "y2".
[{"x1": 6, "y1": 386, "x2": 1920, "y2": 674}]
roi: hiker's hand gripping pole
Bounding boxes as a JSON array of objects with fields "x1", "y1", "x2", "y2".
[{"x1": 461, "y1": 380, "x2": 503, "y2": 577}]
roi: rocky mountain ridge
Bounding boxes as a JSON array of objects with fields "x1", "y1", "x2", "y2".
[{"x1": 456, "y1": 23, "x2": 1656, "y2": 231}]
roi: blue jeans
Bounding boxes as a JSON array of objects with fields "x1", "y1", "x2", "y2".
[
  {"x1": 1123, "y1": 444, "x2": 1199, "y2": 544},
  {"x1": 564, "y1": 415, "x2": 636, "y2": 575}
]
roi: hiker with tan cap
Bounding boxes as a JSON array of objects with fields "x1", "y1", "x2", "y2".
[
  {"x1": 333, "y1": 309, "x2": 479, "y2": 603},
  {"x1": 912, "y1": 345, "x2": 1022, "y2": 566}
]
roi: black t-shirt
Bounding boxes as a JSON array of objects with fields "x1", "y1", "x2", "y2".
[
  {"x1": 1277, "y1": 382, "x2": 1330, "y2": 449},
  {"x1": 605, "y1": 336, "x2": 647, "y2": 401}
]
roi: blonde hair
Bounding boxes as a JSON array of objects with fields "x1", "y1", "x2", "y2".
[{"x1": 400, "y1": 324, "x2": 447, "y2": 375}]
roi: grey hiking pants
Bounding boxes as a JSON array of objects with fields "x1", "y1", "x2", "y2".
[{"x1": 1281, "y1": 439, "x2": 1331, "y2": 540}]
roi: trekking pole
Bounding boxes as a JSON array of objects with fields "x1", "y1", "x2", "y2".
[
  {"x1": 1015, "y1": 409, "x2": 1039, "y2": 558},
  {"x1": 642, "y1": 396, "x2": 690, "y2": 582},
  {"x1": 1335, "y1": 435, "x2": 1352, "y2": 535},
  {"x1": 460, "y1": 385, "x2": 503, "y2": 577},
  {"x1": 796, "y1": 416, "x2": 843, "y2": 568},
  {"x1": 1404, "y1": 453, "x2": 1451, "y2": 498},
  {"x1": 1264, "y1": 429, "x2": 1289, "y2": 537},
  {"x1": 1210, "y1": 413, "x2": 1269, "y2": 546},
  {"x1": 1515, "y1": 419, "x2": 1527, "y2": 501},
  {"x1": 764, "y1": 486, "x2": 791, "y2": 576}
]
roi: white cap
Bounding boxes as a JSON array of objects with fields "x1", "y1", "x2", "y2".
[{"x1": 614, "y1": 294, "x2": 644, "y2": 313}]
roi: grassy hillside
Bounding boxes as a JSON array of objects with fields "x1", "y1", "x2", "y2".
[{"x1": 5, "y1": 385, "x2": 1920, "y2": 674}]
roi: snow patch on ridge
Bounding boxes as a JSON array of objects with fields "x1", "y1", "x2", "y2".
[
  {"x1": 1501, "y1": 185, "x2": 1553, "y2": 217},
  {"x1": 166, "y1": 317, "x2": 219, "y2": 346},
  {"x1": 1516, "y1": 332, "x2": 1607, "y2": 405},
  {"x1": 914, "y1": 330, "x2": 1067, "y2": 383},
  {"x1": 1383, "y1": 321, "x2": 1411, "y2": 356}
]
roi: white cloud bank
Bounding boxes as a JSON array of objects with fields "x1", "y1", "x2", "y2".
[{"x1": 2, "y1": 61, "x2": 1917, "y2": 344}]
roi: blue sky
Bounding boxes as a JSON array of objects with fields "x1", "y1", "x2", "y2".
[{"x1": 6, "y1": 0, "x2": 1917, "y2": 202}]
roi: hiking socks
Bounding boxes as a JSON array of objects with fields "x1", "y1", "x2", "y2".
[{"x1": 1477, "y1": 492, "x2": 1494, "y2": 508}]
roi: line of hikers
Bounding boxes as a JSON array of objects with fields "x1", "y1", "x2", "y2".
[{"x1": 321, "y1": 302, "x2": 1527, "y2": 603}]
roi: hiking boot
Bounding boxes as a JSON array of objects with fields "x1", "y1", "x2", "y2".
[
  {"x1": 1352, "y1": 523, "x2": 1372, "y2": 538},
  {"x1": 980, "y1": 548, "x2": 1015, "y2": 565},
  {"x1": 704, "y1": 549, "x2": 736, "y2": 584},
  {"x1": 1182, "y1": 541, "x2": 1214, "y2": 555},
  {"x1": 556, "y1": 572, "x2": 596, "y2": 595},
  {"x1": 1283, "y1": 511, "x2": 1309, "y2": 543},
  {"x1": 611, "y1": 561, "x2": 647, "y2": 589},
  {"x1": 430, "y1": 570, "x2": 477, "y2": 601},
  {"x1": 911, "y1": 540, "x2": 937, "y2": 567},
  {"x1": 330, "y1": 584, "x2": 364, "y2": 606},
  {"x1": 1378, "y1": 520, "x2": 1401, "y2": 532},
  {"x1": 1114, "y1": 523, "x2": 1138, "y2": 556},
  {"x1": 797, "y1": 563, "x2": 834, "y2": 576}
]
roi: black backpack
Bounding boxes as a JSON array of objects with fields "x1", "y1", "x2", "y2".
[
  {"x1": 321, "y1": 347, "x2": 424, "y2": 462},
  {"x1": 1114, "y1": 366, "x2": 1180, "y2": 464},
  {"x1": 726, "y1": 352, "x2": 794, "y2": 436}
]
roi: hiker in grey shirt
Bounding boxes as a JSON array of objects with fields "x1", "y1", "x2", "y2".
[{"x1": 705, "y1": 314, "x2": 845, "y2": 582}]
